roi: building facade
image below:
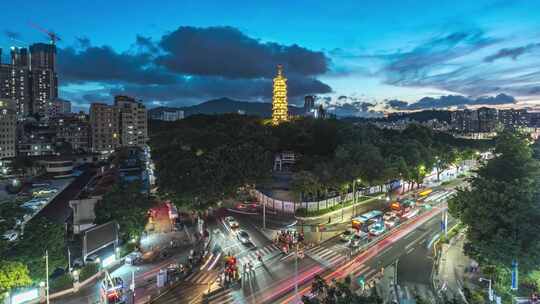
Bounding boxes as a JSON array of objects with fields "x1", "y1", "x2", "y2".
[
  {"x1": 115, "y1": 95, "x2": 148, "y2": 147},
  {"x1": 89, "y1": 103, "x2": 119, "y2": 154},
  {"x1": 53, "y1": 115, "x2": 90, "y2": 153},
  {"x1": 0, "y1": 44, "x2": 58, "y2": 118},
  {"x1": 0, "y1": 99, "x2": 16, "y2": 159},
  {"x1": 149, "y1": 107, "x2": 184, "y2": 121}
]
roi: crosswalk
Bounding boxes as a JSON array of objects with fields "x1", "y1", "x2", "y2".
[
  {"x1": 305, "y1": 245, "x2": 346, "y2": 268},
  {"x1": 238, "y1": 243, "x2": 280, "y2": 266},
  {"x1": 348, "y1": 264, "x2": 379, "y2": 289},
  {"x1": 205, "y1": 289, "x2": 237, "y2": 304},
  {"x1": 183, "y1": 270, "x2": 218, "y2": 285}
]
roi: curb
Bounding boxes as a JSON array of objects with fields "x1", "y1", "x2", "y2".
[{"x1": 294, "y1": 197, "x2": 379, "y2": 221}]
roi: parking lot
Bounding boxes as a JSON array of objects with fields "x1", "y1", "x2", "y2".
[{"x1": 0, "y1": 177, "x2": 74, "y2": 242}]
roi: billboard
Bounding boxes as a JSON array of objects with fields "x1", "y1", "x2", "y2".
[{"x1": 83, "y1": 221, "x2": 119, "y2": 260}]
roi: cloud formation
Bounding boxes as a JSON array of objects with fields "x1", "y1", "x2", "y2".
[
  {"x1": 155, "y1": 26, "x2": 329, "y2": 79},
  {"x1": 388, "y1": 93, "x2": 516, "y2": 110},
  {"x1": 4, "y1": 30, "x2": 21, "y2": 40},
  {"x1": 484, "y1": 43, "x2": 540, "y2": 62},
  {"x1": 56, "y1": 26, "x2": 332, "y2": 107},
  {"x1": 57, "y1": 45, "x2": 176, "y2": 85},
  {"x1": 382, "y1": 30, "x2": 499, "y2": 87}
]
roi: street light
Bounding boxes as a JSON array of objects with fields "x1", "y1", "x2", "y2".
[
  {"x1": 479, "y1": 277, "x2": 493, "y2": 302},
  {"x1": 352, "y1": 178, "x2": 361, "y2": 218}
]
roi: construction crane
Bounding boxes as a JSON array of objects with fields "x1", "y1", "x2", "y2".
[{"x1": 28, "y1": 22, "x2": 61, "y2": 45}]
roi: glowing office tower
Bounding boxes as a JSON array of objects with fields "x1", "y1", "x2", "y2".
[{"x1": 272, "y1": 64, "x2": 288, "y2": 125}]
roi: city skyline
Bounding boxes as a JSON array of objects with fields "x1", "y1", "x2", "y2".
[{"x1": 3, "y1": 1, "x2": 540, "y2": 115}]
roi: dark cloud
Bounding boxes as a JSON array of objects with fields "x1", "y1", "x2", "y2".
[
  {"x1": 484, "y1": 43, "x2": 540, "y2": 62},
  {"x1": 385, "y1": 99, "x2": 409, "y2": 110},
  {"x1": 4, "y1": 30, "x2": 21, "y2": 40},
  {"x1": 57, "y1": 26, "x2": 332, "y2": 107},
  {"x1": 76, "y1": 37, "x2": 91, "y2": 49},
  {"x1": 57, "y1": 44, "x2": 176, "y2": 85},
  {"x1": 387, "y1": 93, "x2": 516, "y2": 110},
  {"x1": 135, "y1": 35, "x2": 158, "y2": 53},
  {"x1": 155, "y1": 26, "x2": 329, "y2": 78}
]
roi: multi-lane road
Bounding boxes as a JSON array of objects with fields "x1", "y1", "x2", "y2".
[{"x1": 151, "y1": 186, "x2": 458, "y2": 304}]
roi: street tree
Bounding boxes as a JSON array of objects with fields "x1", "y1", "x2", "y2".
[
  {"x1": 9, "y1": 217, "x2": 66, "y2": 281},
  {"x1": 449, "y1": 132, "x2": 540, "y2": 273},
  {"x1": 94, "y1": 182, "x2": 153, "y2": 242},
  {"x1": 0, "y1": 261, "x2": 32, "y2": 295}
]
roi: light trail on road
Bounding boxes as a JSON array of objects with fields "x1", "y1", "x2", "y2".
[{"x1": 275, "y1": 203, "x2": 448, "y2": 304}]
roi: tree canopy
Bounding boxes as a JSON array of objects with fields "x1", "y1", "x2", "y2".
[
  {"x1": 94, "y1": 182, "x2": 153, "y2": 242},
  {"x1": 150, "y1": 115, "x2": 491, "y2": 208},
  {"x1": 0, "y1": 261, "x2": 32, "y2": 295},
  {"x1": 6, "y1": 217, "x2": 66, "y2": 281},
  {"x1": 449, "y1": 132, "x2": 540, "y2": 272}
]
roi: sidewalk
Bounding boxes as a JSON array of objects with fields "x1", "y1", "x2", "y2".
[
  {"x1": 375, "y1": 263, "x2": 399, "y2": 303},
  {"x1": 435, "y1": 232, "x2": 473, "y2": 302}
]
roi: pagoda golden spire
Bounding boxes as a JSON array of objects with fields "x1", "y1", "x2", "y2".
[{"x1": 272, "y1": 64, "x2": 288, "y2": 125}]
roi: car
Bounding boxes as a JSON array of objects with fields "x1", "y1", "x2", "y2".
[
  {"x1": 385, "y1": 216, "x2": 399, "y2": 228},
  {"x1": 31, "y1": 182, "x2": 51, "y2": 188},
  {"x1": 124, "y1": 252, "x2": 143, "y2": 265},
  {"x1": 340, "y1": 228, "x2": 356, "y2": 242},
  {"x1": 2, "y1": 230, "x2": 19, "y2": 242},
  {"x1": 350, "y1": 232, "x2": 368, "y2": 247},
  {"x1": 224, "y1": 216, "x2": 239, "y2": 229},
  {"x1": 33, "y1": 188, "x2": 58, "y2": 196},
  {"x1": 383, "y1": 211, "x2": 397, "y2": 221},
  {"x1": 368, "y1": 223, "x2": 386, "y2": 236},
  {"x1": 237, "y1": 230, "x2": 251, "y2": 244},
  {"x1": 402, "y1": 208, "x2": 420, "y2": 219},
  {"x1": 85, "y1": 254, "x2": 100, "y2": 264}
]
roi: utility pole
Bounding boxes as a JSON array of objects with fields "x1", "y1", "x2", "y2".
[
  {"x1": 294, "y1": 242, "x2": 299, "y2": 299},
  {"x1": 67, "y1": 248, "x2": 71, "y2": 272},
  {"x1": 45, "y1": 250, "x2": 50, "y2": 304},
  {"x1": 263, "y1": 201, "x2": 266, "y2": 229},
  {"x1": 353, "y1": 179, "x2": 356, "y2": 218}
]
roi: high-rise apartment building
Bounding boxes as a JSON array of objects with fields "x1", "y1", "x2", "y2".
[
  {"x1": 477, "y1": 107, "x2": 498, "y2": 132},
  {"x1": 30, "y1": 43, "x2": 58, "y2": 116},
  {"x1": 0, "y1": 99, "x2": 16, "y2": 159},
  {"x1": 114, "y1": 95, "x2": 148, "y2": 147},
  {"x1": 89, "y1": 103, "x2": 119, "y2": 154},
  {"x1": 29, "y1": 43, "x2": 56, "y2": 69},
  {"x1": 0, "y1": 48, "x2": 31, "y2": 116},
  {"x1": 0, "y1": 43, "x2": 58, "y2": 117}
]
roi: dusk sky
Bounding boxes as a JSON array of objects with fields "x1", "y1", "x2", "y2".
[{"x1": 3, "y1": 0, "x2": 540, "y2": 115}]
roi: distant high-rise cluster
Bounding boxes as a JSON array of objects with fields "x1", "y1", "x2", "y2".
[
  {"x1": 0, "y1": 43, "x2": 59, "y2": 117},
  {"x1": 272, "y1": 65, "x2": 288, "y2": 125},
  {"x1": 450, "y1": 107, "x2": 536, "y2": 133}
]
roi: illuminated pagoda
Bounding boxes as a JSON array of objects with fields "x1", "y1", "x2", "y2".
[{"x1": 272, "y1": 64, "x2": 288, "y2": 125}]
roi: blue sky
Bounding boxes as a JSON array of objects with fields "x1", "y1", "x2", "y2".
[{"x1": 3, "y1": 0, "x2": 540, "y2": 114}]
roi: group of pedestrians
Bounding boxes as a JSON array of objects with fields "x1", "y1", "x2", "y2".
[{"x1": 273, "y1": 229, "x2": 304, "y2": 253}]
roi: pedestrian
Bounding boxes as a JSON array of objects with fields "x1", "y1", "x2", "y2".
[{"x1": 328, "y1": 217, "x2": 331, "y2": 224}]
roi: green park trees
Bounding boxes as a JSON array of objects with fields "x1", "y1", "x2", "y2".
[
  {"x1": 449, "y1": 132, "x2": 540, "y2": 294},
  {"x1": 150, "y1": 114, "x2": 489, "y2": 208}
]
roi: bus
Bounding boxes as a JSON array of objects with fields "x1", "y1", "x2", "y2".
[{"x1": 352, "y1": 210, "x2": 383, "y2": 229}]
